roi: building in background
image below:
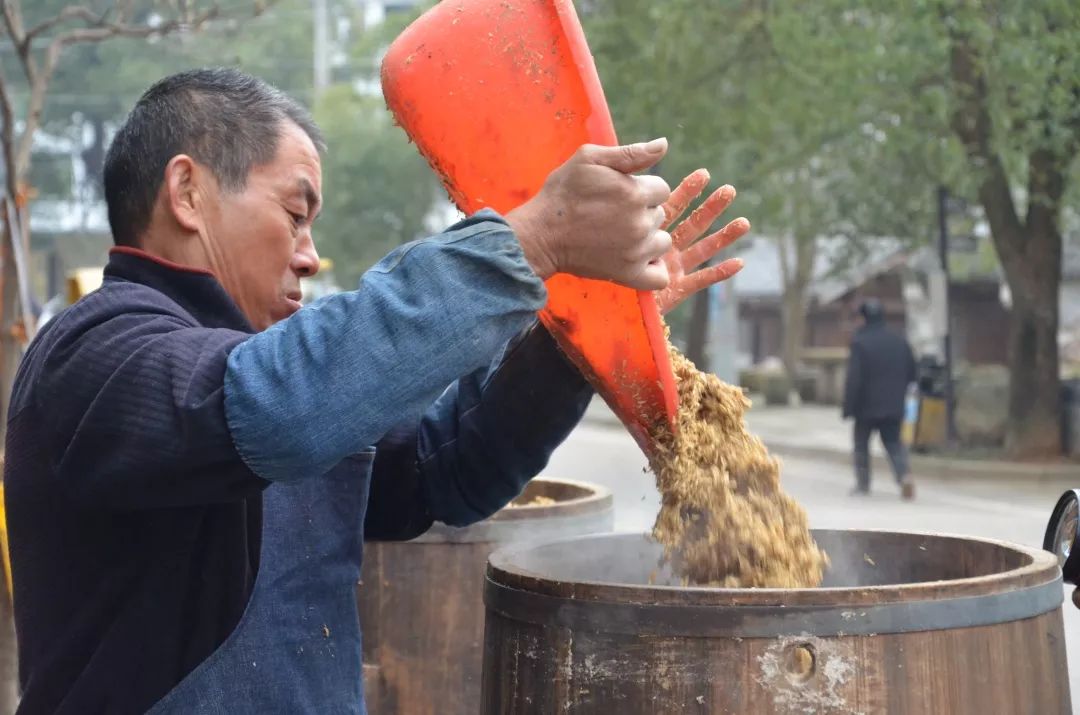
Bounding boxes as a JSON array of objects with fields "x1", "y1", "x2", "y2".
[
  {"x1": 25, "y1": 128, "x2": 109, "y2": 301},
  {"x1": 1059, "y1": 241, "x2": 1080, "y2": 373},
  {"x1": 734, "y1": 234, "x2": 1013, "y2": 371}
]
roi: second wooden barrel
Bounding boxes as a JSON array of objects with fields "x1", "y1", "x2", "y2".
[
  {"x1": 482, "y1": 530, "x2": 1070, "y2": 714},
  {"x1": 360, "y1": 477, "x2": 614, "y2": 715}
]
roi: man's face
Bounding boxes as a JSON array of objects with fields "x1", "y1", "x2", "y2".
[{"x1": 201, "y1": 122, "x2": 322, "y2": 331}]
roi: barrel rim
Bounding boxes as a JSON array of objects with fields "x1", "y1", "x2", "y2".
[
  {"x1": 405, "y1": 478, "x2": 615, "y2": 544},
  {"x1": 488, "y1": 477, "x2": 614, "y2": 522},
  {"x1": 486, "y1": 529, "x2": 1061, "y2": 607},
  {"x1": 482, "y1": 570, "x2": 1064, "y2": 637}
]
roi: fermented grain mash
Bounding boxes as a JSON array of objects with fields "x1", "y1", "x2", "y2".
[
  {"x1": 649, "y1": 349, "x2": 827, "y2": 587},
  {"x1": 508, "y1": 495, "x2": 557, "y2": 508}
]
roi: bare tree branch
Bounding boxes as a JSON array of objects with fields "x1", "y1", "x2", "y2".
[
  {"x1": 53, "y1": 8, "x2": 218, "y2": 49},
  {"x1": 6, "y1": 0, "x2": 275, "y2": 181},
  {"x1": 22, "y1": 5, "x2": 99, "y2": 45},
  {"x1": 0, "y1": 1, "x2": 25, "y2": 48},
  {"x1": 13, "y1": 6, "x2": 216, "y2": 172},
  {"x1": 3, "y1": 0, "x2": 41, "y2": 119},
  {"x1": 946, "y1": 15, "x2": 1025, "y2": 270},
  {"x1": 0, "y1": 61, "x2": 15, "y2": 199}
]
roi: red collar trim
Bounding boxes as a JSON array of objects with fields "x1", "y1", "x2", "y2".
[{"x1": 109, "y1": 246, "x2": 216, "y2": 278}]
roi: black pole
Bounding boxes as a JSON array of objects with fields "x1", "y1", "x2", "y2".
[{"x1": 936, "y1": 186, "x2": 957, "y2": 445}]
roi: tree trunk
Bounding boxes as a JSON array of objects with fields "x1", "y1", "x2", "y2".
[
  {"x1": 947, "y1": 17, "x2": 1067, "y2": 458},
  {"x1": 684, "y1": 284, "x2": 710, "y2": 370},
  {"x1": 965, "y1": 147, "x2": 1065, "y2": 458},
  {"x1": 779, "y1": 235, "x2": 815, "y2": 382},
  {"x1": 80, "y1": 114, "x2": 107, "y2": 201},
  {"x1": 780, "y1": 287, "x2": 807, "y2": 381},
  {"x1": 997, "y1": 223, "x2": 1062, "y2": 458},
  {"x1": 1005, "y1": 293, "x2": 1061, "y2": 458}
]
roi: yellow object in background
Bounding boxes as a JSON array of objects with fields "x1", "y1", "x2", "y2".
[
  {"x1": 914, "y1": 396, "x2": 947, "y2": 450},
  {"x1": 901, "y1": 389, "x2": 918, "y2": 445},
  {"x1": 901, "y1": 420, "x2": 915, "y2": 445},
  {"x1": 0, "y1": 483, "x2": 10, "y2": 602},
  {"x1": 66, "y1": 267, "x2": 105, "y2": 304}
]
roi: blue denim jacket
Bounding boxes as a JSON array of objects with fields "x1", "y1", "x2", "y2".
[{"x1": 225, "y1": 209, "x2": 591, "y2": 525}]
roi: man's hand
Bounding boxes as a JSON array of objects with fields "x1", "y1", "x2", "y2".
[
  {"x1": 654, "y1": 169, "x2": 749, "y2": 315},
  {"x1": 507, "y1": 139, "x2": 674, "y2": 290}
]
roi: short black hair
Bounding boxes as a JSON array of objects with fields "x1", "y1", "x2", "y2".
[{"x1": 104, "y1": 68, "x2": 325, "y2": 246}]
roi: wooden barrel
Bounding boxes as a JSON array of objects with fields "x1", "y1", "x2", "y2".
[
  {"x1": 482, "y1": 530, "x2": 1070, "y2": 714},
  {"x1": 360, "y1": 477, "x2": 614, "y2": 715}
]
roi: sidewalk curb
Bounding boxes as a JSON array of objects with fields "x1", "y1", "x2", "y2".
[
  {"x1": 765, "y1": 442, "x2": 1078, "y2": 483},
  {"x1": 581, "y1": 408, "x2": 1080, "y2": 483}
]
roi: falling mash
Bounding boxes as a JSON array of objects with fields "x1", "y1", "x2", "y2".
[{"x1": 649, "y1": 348, "x2": 827, "y2": 587}]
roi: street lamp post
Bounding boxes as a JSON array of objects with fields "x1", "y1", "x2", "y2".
[
  {"x1": 936, "y1": 185, "x2": 958, "y2": 446},
  {"x1": 313, "y1": 0, "x2": 330, "y2": 96}
]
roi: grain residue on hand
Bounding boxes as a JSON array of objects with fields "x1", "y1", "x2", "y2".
[{"x1": 648, "y1": 348, "x2": 828, "y2": 588}]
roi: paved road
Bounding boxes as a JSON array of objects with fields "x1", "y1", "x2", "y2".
[{"x1": 543, "y1": 419, "x2": 1080, "y2": 711}]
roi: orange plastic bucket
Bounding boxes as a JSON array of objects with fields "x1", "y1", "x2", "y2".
[{"x1": 382, "y1": 0, "x2": 677, "y2": 449}]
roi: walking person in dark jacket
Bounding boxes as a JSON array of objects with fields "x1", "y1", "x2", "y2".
[{"x1": 842, "y1": 299, "x2": 918, "y2": 499}]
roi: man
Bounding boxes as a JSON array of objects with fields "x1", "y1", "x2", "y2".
[
  {"x1": 842, "y1": 298, "x2": 918, "y2": 499},
  {"x1": 5, "y1": 69, "x2": 747, "y2": 714}
]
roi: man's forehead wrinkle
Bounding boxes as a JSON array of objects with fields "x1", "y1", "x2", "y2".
[{"x1": 298, "y1": 177, "x2": 322, "y2": 209}]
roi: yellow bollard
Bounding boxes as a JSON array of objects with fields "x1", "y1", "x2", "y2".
[{"x1": 915, "y1": 396, "x2": 947, "y2": 449}]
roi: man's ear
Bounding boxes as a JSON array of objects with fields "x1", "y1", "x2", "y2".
[{"x1": 163, "y1": 154, "x2": 204, "y2": 233}]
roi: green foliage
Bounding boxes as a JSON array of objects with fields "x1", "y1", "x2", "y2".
[
  {"x1": 26, "y1": 1, "x2": 1080, "y2": 282},
  {"x1": 588, "y1": 0, "x2": 1073, "y2": 231},
  {"x1": 312, "y1": 84, "x2": 440, "y2": 286},
  {"x1": 584, "y1": 0, "x2": 1079, "y2": 328},
  {"x1": 585, "y1": 0, "x2": 1079, "y2": 450},
  {"x1": 24, "y1": 0, "x2": 319, "y2": 126},
  {"x1": 309, "y1": 1, "x2": 441, "y2": 285},
  {"x1": 22, "y1": 0, "x2": 441, "y2": 285},
  {"x1": 584, "y1": 0, "x2": 942, "y2": 246}
]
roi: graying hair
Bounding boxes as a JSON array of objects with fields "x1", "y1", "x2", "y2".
[{"x1": 104, "y1": 67, "x2": 325, "y2": 246}]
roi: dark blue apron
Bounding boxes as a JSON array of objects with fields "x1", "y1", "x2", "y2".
[{"x1": 147, "y1": 452, "x2": 373, "y2": 714}]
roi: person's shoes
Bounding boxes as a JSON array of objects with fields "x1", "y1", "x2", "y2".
[
  {"x1": 900, "y1": 478, "x2": 916, "y2": 501},
  {"x1": 849, "y1": 487, "x2": 870, "y2": 497}
]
